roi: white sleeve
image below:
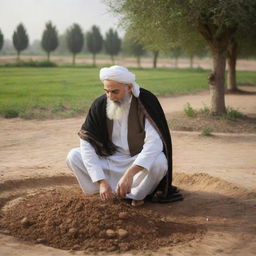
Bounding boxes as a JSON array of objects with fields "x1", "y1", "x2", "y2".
[
  {"x1": 80, "y1": 138, "x2": 106, "y2": 183},
  {"x1": 133, "y1": 118, "x2": 163, "y2": 171}
]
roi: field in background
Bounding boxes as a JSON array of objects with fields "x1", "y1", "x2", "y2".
[{"x1": 0, "y1": 67, "x2": 256, "y2": 119}]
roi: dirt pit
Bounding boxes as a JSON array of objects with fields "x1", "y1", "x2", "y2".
[
  {"x1": 0, "y1": 186, "x2": 201, "y2": 253},
  {"x1": 0, "y1": 172, "x2": 255, "y2": 255}
]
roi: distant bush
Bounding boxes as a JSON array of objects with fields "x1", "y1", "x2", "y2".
[{"x1": 1, "y1": 60, "x2": 57, "y2": 67}]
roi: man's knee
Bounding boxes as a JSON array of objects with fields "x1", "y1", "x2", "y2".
[
  {"x1": 151, "y1": 153, "x2": 168, "y2": 176},
  {"x1": 66, "y1": 147, "x2": 80, "y2": 168}
]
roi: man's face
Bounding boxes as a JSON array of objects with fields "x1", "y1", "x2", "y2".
[{"x1": 103, "y1": 80, "x2": 132, "y2": 103}]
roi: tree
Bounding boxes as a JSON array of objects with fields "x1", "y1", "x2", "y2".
[
  {"x1": 122, "y1": 32, "x2": 145, "y2": 67},
  {"x1": 170, "y1": 46, "x2": 182, "y2": 68},
  {"x1": 226, "y1": 26, "x2": 256, "y2": 92},
  {"x1": 0, "y1": 29, "x2": 3, "y2": 52},
  {"x1": 41, "y1": 21, "x2": 58, "y2": 61},
  {"x1": 86, "y1": 25, "x2": 103, "y2": 66},
  {"x1": 12, "y1": 23, "x2": 29, "y2": 61},
  {"x1": 107, "y1": 0, "x2": 256, "y2": 115},
  {"x1": 66, "y1": 24, "x2": 84, "y2": 65},
  {"x1": 104, "y1": 28, "x2": 121, "y2": 64},
  {"x1": 182, "y1": 32, "x2": 208, "y2": 68}
]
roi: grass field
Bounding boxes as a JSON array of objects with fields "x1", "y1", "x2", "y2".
[{"x1": 0, "y1": 67, "x2": 255, "y2": 119}]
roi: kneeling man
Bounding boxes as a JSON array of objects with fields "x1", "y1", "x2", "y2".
[{"x1": 66, "y1": 65, "x2": 181, "y2": 206}]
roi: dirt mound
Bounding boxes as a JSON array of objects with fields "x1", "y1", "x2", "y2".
[{"x1": 0, "y1": 187, "x2": 200, "y2": 252}]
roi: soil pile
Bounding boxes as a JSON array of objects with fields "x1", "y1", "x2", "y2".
[{"x1": 0, "y1": 187, "x2": 200, "y2": 252}]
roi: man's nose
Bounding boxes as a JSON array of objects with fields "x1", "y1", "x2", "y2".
[{"x1": 108, "y1": 92, "x2": 115, "y2": 101}]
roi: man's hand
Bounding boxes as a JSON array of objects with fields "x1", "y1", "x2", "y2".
[
  {"x1": 116, "y1": 173, "x2": 133, "y2": 198},
  {"x1": 98, "y1": 180, "x2": 113, "y2": 201},
  {"x1": 116, "y1": 165, "x2": 144, "y2": 198}
]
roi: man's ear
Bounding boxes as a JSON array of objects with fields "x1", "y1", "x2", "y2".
[{"x1": 127, "y1": 84, "x2": 133, "y2": 92}]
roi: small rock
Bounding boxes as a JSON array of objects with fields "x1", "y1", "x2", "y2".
[
  {"x1": 21, "y1": 217, "x2": 31, "y2": 227},
  {"x1": 1, "y1": 229, "x2": 10, "y2": 235},
  {"x1": 68, "y1": 228, "x2": 77, "y2": 234},
  {"x1": 72, "y1": 244, "x2": 80, "y2": 250},
  {"x1": 119, "y1": 242, "x2": 130, "y2": 251},
  {"x1": 118, "y1": 212, "x2": 129, "y2": 219},
  {"x1": 66, "y1": 218, "x2": 72, "y2": 224},
  {"x1": 106, "y1": 229, "x2": 116, "y2": 238},
  {"x1": 160, "y1": 217, "x2": 167, "y2": 222},
  {"x1": 36, "y1": 238, "x2": 46, "y2": 243},
  {"x1": 106, "y1": 245, "x2": 117, "y2": 252},
  {"x1": 118, "y1": 229, "x2": 128, "y2": 239}
]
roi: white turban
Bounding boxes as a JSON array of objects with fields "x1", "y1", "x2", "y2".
[{"x1": 99, "y1": 65, "x2": 140, "y2": 97}]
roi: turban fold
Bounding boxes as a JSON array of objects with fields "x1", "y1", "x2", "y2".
[{"x1": 99, "y1": 65, "x2": 140, "y2": 97}]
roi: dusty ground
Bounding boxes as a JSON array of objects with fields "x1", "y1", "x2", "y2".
[
  {"x1": 0, "y1": 85, "x2": 256, "y2": 255},
  {"x1": 1, "y1": 55, "x2": 256, "y2": 71}
]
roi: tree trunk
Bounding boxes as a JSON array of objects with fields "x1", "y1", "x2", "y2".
[
  {"x1": 137, "y1": 56, "x2": 141, "y2": 67},
  {"x1": 153, "y1": 50, "x2": 159, "y2": 68},
  {"x1": 111, "y1": 55, "x2": 114, "y2": 64},
  {"x1": 175, "y1": 57, "x2": 178, "y2": 68},
  {"x1": 208, "y1": 47, "x2": 227, "y2": 115},
  {"x1": 93, "y1": 54, "x2": 96, "y2": 66},
  {"x1": 47, "y1": 52, "x2": 50, "y2": 62},
  {"x1": 227, "y1": 40, "x2": 237, "y2": 92},
  {"x1": 72, "y1": 53, "x2": 76, "y2": 65},
  {"x1": 16, "y1": 51, "x2": 20, "y2": 61},
  {"x1": 190, "y1": 55, "x2": 194, "y2": 68}
]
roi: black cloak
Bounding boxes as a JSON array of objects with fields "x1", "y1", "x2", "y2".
[{"x1": 79, "y1": 88, "x2": 183, "y2": 202}]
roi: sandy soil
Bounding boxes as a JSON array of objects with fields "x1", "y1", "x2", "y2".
[
  {"x1": 0, "y1": 86, "x2": 256, "y2": 255},
  {"x1": 1, "y1": 55, "x2": 256, "y2": 71}
]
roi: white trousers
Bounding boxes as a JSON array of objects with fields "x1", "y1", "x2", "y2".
[{"x1": 66, "y1": 147, "x2": 167, "y2": 200}]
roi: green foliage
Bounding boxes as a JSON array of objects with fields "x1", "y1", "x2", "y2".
[
  {"x1": 198, "y1": 105, "x2": 210, "y2": 114},
  {"x1": 220, "y1": 107, "x2": 243, "y2": 120},
  {"x1": 4, "y1": 109, "x2": 19, "y2": 118},
  {"x1": 2, "y1": 60, "x2": 57, "y2": 67},
  {"x1": 200, "y1": 128, "x2": 213, "y2": 137},
  {"x1": 86, "y1": 26, "x2": 103, "y2": 65},
  {"x1": 104, "y1": 28, "x2": 121, "y2": 62},
  {"x1": 41, "y1": 21, "x2": 58, "y2": 61},
  {"x1": 123, "y1": 31, "x2": 145, "y2": 67},
  {"x1": 0, "y1": 29, "x2": 3, "y2": 51},
  {"x1": 12, "y1": 23, "x2": 29, "y2": 60},
  {"x1": 184, "y1": 103, "x2": 197, "y2": 117},
  {"x1": 107, "y1": 0, "x2": 256, "y2": 114},
  {"x1": 66, "y1": 24, "x2": 84, "y2": 64}
]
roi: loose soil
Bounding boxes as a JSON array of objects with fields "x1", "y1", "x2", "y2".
[
  {"x1": 0, "y1": 85, "x2": 255, "y2": 256},
  {"x1": 0, "y1": 187, "x2": 201, "y2": 252}
]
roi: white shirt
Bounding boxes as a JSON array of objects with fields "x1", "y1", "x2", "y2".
[{"x1": 80, "y1": 103, "x2": 163, "y2": 183}]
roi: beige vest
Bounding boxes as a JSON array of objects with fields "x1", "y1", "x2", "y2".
[{"x1": 106, "y1": 96, "x2": 145, "y2": 156}]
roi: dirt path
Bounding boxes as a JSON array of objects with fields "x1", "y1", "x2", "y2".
[{"x1": 0, "y1": 86, "x2": 256, "y2": 256}]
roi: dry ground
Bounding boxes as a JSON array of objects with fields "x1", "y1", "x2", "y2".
[{"x1": 0, "y1": 85, "x2": 255, "y2": 256}]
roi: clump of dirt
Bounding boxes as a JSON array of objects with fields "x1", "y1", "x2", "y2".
[{"x1": 0, "y1": 187, "x2": 200, "y2": 252}]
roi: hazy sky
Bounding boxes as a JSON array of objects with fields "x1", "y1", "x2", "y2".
[{"x1": 0, "y1": 0, "x2": 123, "y2": 41}]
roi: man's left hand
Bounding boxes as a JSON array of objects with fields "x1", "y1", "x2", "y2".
[
  {"x1": 115, "y1": 165, "x2": 144, "y2": 198},
  {"x1": 116, "y1": 173, "x2": 133, "y2": 198}
]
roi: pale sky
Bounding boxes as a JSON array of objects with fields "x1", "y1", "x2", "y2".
[{"x1": 0, "y1": 0, "x2": 123, "y2": 41}]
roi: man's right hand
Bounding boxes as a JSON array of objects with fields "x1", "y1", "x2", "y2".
[{"x1": 98, "y1": 180, "x2": 113, "y2": 201}]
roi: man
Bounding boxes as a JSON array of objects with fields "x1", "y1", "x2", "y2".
[{"x1": 66, "y1": 65, "x2": 182, "y2": 206}]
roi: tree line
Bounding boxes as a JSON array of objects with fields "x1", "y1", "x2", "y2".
[
  {"x1": 0, "y1": 21, "x2": 211, "y2": 68},
  {"x1": 0, "y1": 22, "x2": 122, "y2": 65}
]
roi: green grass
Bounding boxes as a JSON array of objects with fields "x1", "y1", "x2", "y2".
[
  {"x1": 200, "y1": 128, "x2": 213, "y2": 137},
  {"x1": 0, "y1": 67, "x2": 255, "y2": 119},
  {"x1": 220, "y1": 107, "x2": 244, "y2": 120}
]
